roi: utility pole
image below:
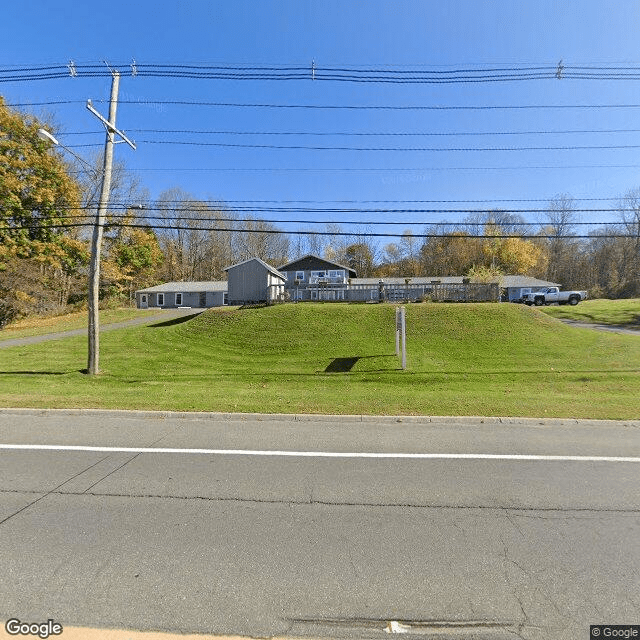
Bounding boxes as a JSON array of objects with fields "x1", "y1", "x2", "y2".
[{"x1": 86, "y1": 72, "x2": 136, "y2": 375}]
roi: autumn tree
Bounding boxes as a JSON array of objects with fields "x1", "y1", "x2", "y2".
[
  {"x1": 419, "y1": 227, "x2": 482, "y2": 276},
  {"x1": 344, "y1": 242, "x2": 374, "y2": 276},
  {"x1": 0, "y1": 97, "x2": 81, "y2": 258},
  {"x1": 102, "y1": 212, "x2": 163, "y2": 301},
  {"x1": 233, "y1": 216, "x2": 290, "y2": 266},
  {"x1": 154, "y1": 188, "x2": 212, "y2": 281},
  {"x1": 0, "y1": 97, "x2": 87, "y2": 324}
]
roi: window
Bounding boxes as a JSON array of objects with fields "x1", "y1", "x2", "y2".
[
  {"x1": 175, "y1": 293, "x2": 183, "y2": 305},
  {"x1": 311, "y1": 271, "x2": 327, "y2": 279},
  {"x1": 223, "y1": 292, "x2": 228, "y2": 305},
  {"x1": 329, "y1": 270, "x2": 344, "y2": 278},
  {"x1": 141, "y1": 295, "x2": 147, "y2": 303},
  {"x1": 295, "y1": 271, "x2": 305, "y2": 281},
  {"x1": 157, "y1": 293, "x2": 164, "y2": 306}
]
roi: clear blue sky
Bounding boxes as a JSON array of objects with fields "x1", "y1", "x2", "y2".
[{"x1": 3, "y1": 0, "x2": 640, "y2": 238}]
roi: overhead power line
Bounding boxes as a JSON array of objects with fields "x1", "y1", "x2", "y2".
[
  {"x1": 19, "y1": 203, "x2": 626, "y2": 216},
  {"x1": 67, "y1": 163, "x2": 640, "y2": 173},
  {"x1": 10, "y1": 99, "x2": 640, "y2": 112},
  {"x1": 7, "y1": 61, "x2": 640, "y2": 83},
  {"x1": 6, "y1": 220, "x2": 630, "y2": 240},
  {"x1": 48, "y1": 212, "x2": 626, "y2": 227},
  {"x1": 58, "y1": 127, "x2": 640, "y2": 138},
  {"x1": 65, "y1": 139, "x2": 640, "y2": 152}
]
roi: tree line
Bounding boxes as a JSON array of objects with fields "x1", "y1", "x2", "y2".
[{"x1": 1, "y1": 97, "x2": 639, "y2": 326}]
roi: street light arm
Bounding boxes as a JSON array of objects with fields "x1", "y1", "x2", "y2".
[{"x1": 37, "y1": 128, "x2": 100, "y2": 179}]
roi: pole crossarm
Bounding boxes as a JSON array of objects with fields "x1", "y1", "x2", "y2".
[{"x1": 86, "y1": 99, "x2": 136, "y2": 150}]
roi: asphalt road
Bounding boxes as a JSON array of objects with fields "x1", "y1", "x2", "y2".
[{"x1": 0, "y1": 410, "x2": 639, "y2": 640}]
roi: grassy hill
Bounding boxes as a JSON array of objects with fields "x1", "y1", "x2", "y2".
[
  {"x1": 0, "y1": 303, "x2": 639, "y2": 419},
  {"x1": 540, "y1": 298, "x2": 640, "y2": 326}
]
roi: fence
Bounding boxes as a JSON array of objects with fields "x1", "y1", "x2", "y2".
[{"x1": 287, "y1": 282, "x2": 499, "y2": 303}]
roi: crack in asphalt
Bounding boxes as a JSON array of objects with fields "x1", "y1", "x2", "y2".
[
  {"x1": 1, "y1": 488, "x2": 639, "y2": 514},
  {"x1": 0, "y1": 454, "x2": 112, "y2": 528}
]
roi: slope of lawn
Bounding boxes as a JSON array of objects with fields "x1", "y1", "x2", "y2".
[
  {"x1": 0, "y1": 303, "x2": 638, "y2": 419},
  {"x1": 540, "y1": 298, "x2": 640, "y2": 326}
]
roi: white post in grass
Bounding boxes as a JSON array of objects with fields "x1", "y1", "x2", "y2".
[
  {"x1": 400, "y1": 306, "x2": 407, "y2": 370},
  {"x1": 395, "y1": 307, "x2": 400, "y2": 356}
]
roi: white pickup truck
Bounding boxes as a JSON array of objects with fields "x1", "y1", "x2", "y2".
[{"x1": 522, "y1": 287, "x2": 587, "y2": 306}]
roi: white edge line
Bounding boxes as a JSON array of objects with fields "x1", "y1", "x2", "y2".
[{"x1": 0, "y1": 444, "x2": 639, "y2": 462}]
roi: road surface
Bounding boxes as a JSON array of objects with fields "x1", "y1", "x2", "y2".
[{"x1": 0, "y1": 409, "x2": 639, "y2": 639}]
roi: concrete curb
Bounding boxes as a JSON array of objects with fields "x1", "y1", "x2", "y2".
[{"x1": 1, "y1": 407, "x2": 639, "y2": 428}]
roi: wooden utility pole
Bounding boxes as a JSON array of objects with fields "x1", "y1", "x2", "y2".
[{"x1": 86, "y1": 72, "x2": 135, "y2": 375}]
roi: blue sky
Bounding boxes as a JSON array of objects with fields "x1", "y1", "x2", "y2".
[{"x1": 3, "y1": 0, "x2": 640, "y2": 238}]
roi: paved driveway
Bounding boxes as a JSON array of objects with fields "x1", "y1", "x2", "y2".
[
  {"x1": 0, "y1": 309, "x2": 203, "y2": 348},
  {"x1": 560, "y1": 319, "x2": 640, "y2": 335}
]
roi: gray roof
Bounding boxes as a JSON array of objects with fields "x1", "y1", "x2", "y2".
[
  {"x1": 355, "y1": 275, "x2": 561, "y2": 288},
  {"x1": 352, "y1": 276, "x2": 466, "y2": 285},
  {"x1": 501, "y1": 276, "x2": 560, "y2": 288},
  {"x1": 224, "y1": 257, "x2": 286, "y2": 281},
  {"x1": 136, "y1": 281, "x2": 228, "y2": 294},
  {"x1": 278, "y1": 254, "x2": 356, "y2": 277}
]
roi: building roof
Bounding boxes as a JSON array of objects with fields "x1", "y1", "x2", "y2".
[
  {"x1": 501, "y1": 276, "x2": 560, "y2": 288},
  {"x1": 136, "y1": 281, "x2": 228, "y2": 294},
  {"x1": 224, "y1": 257, "x2": 287, "y2": 281},
  {"x1": 352, "y1": 276, "x2": 466, "y2": 286},
  {"x1": 278, "y1": 254, "x2": 357, "y2": 278}
]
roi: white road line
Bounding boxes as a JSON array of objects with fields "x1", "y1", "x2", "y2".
[{"x1": 0, "y1": 443, "x2": 639, "y2": 462}]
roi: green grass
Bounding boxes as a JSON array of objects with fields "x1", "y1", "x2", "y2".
[
  {"x1": 0, "y1": 308, "x2": 161, "y2": 341},
  {"x1": 540, "y1": 298, "x2": 640, "y2": 326},
  {"x1": 0, "y1": 303, "x2": 639, "y2": 419}
]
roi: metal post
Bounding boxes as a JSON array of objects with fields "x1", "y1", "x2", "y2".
[
  {"x1": 86, "y1": 72, "x2": 135, "y2": 375},
  {"x1": 395, "y1": 307, "x2": 400, "y2": 356},
  {"x1": 400, "y1": 306, "x2": 407, "y2": 370}
]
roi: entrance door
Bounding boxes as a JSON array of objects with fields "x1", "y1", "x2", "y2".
[{"x1": 140, "y1": 294, "x2": 148, "y2": 309}]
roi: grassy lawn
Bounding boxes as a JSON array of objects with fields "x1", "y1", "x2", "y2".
[
  {"x1": 540, "y1": 298, "x2": 640, "y2": 326},
  {"x1": 0, "y1": 308, "x2": 161, "y2": 341},
  {"x1": 0, "y1": 303, "x2": 638, "y2": 419}
]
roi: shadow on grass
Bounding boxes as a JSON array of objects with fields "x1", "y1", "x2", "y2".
[
  {"x1": 0, "y1": 370, "x2": 69, "y2": 375},
  {"x1": 147, "y1": 312, "x2": 202, "y2": 328},
  {"x1": 324, "y1": 355, "x2": 399, "y2": 373}
]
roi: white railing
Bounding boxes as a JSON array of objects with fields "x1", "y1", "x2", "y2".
[{"x1": 308, "y1": 276, "x2": 348, "y2": 285}]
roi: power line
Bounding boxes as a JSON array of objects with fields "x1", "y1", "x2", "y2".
[
  {"x1": 68, "y1": 139, "x2": 640, "y2": 152},
  {"x1": 6, "y1": 62, "x2": 640, "y2": 83},
  {"x1": 58, "y1": 127, "x2": 640, "y2": 138},
  {"x1": 103, "y1": 100, "x2": 640, "y2": 110},
  {"x1": 5, "y1": 220, "x2": 630, "y2": 239},
  {"x1": 67, "y1": 164, "x2": 640, "y2": 173},
  {"x1": 133, "y1": 197, "x2": 624, "y2": 203},
  {"x1": 14, "y1": 203, "x2": 626, "y2": 216},
  {"x1": 10, "y1": 99, "x2": 640, "y2": 111}
]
